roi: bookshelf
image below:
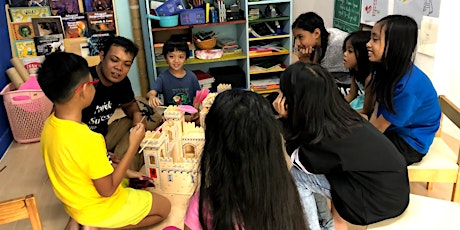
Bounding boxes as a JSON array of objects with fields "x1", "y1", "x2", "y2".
[
  {"x1": 246, "y1": 0, "x2": 292, "y2": 93},
  {"x1": 139, "y1": 0, "x2": 293, "y2": 92}
]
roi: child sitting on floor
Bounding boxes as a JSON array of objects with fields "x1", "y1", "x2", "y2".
[
  {"x1": 38, "y1": 52, "x2": 171, "y2": 229},
  {"x1": 184, "y1": 89, "x2": 307, "y2": 230},
  {"x1": 147, "y1": 39, "x2": 201, "y2": 123}
]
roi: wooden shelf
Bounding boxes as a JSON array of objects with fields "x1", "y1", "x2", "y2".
[
  {"x1": 249, "y1": 34, "x2": 290, "y2": 41},
  {"x1": 248, "y1": 0, "x2": 291, "y2": 5},
  {"x1": 248, "y1": 16, "x2": 290, "y2": 23},
  {"x1": 151, "y1": 20, "x2": 246, "y2": 32},
  {"x1": 155, "y1": 53, "x2": 247, "y2": 67},
  {"x1": 249, "y1": 49, "x2": 289, "y2": 58}
]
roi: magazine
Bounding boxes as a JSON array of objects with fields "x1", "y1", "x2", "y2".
[
  {"x1": 62, "y1": 13, "x2": 88, "y2": 38},
  {"x1": 13, "y1": 39, "x2": 37, "y2": 58},
  {"x1": 34, "y1": 34, "x2": 64, "y2": 56},
  {"x1": 11, "y1": 22, "x2": 35, "y2": 40},
  {"x1": 86, "y1": 10, "x2": 116, "y2": 33},
  {"x1": 9, "y1": 0, "x2": 50, "y2": 7},
  {"x1": 49, "y1": 0, "x2": 80, "y2": 16},
  {"x1": 83, "y1": 0, "x2": 113, "y2": 12},
  {"x1": 32, "y1": 16, "x2": 64, "y2": 36},
  {"x1": 87, "y1": 32, "x2": 114, "y2": 56},
  {"x1": 20, "y1": 56, "x2": 46, "y2": 74},
  {"x1": 9, "y1": 6, "x2": 51, "y2": 22}
]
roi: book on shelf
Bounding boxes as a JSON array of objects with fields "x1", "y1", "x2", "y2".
[
  {"x1": 193, "y1": 70, "x2": 215, "y2": 86},
  {"x1": 249, "y1": 22, "x2": 276, "y2": 37},
  {"x1": 13, "y1": 39, "x2": 37, "y2": 58},
  {"x1": 9, "y1": 0, "x2": 50, "y2": 7},
  {"x1": 20, "y1": 56, "x2": 45, "y2": 74},
  {"x1": 34, "y1": 34, "x2": 64, "y2": 56},
  {"x1": 83, "y1": 0, "x2": 113, "y2": 12},
  {"x1": 62, "y1": 13, "x2": 88, "y2": 38},
  {"x1": 87, "y1": 31, "x2": 114, "y2": 56},
  {"x1": 8, "y1": 6, "x2": 51, "y2": 22},
  {"x1": 31, "y1": 16, "x2": 64, "y2": 36},
  {"x1": 49, "y1": 0, "x2": 80, "y2": 16},
  {"x1": 11, "y1": 21, "x2": 35, "y2": 40},
  {"x1": 86, "y1": 10, "x2": 116, "y2": 33}
]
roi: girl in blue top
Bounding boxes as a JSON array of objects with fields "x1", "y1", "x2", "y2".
[
  {"x1": 343, "y1": 31, "x2": 373, "y2": 117},
  {"x1": 367, "y1": 15, "x2": 441, "y2": 165}
]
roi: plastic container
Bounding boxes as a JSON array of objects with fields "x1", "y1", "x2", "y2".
[
  {"x1": 180, "y1": 8, "x2": 206, "y2": 25},
  {"x1": 148, "y1": 14, "x2": 179, "y2": 27},
  {"x1": 154, "y1": 0, "x2": 185, "y2": 16},
  {"x1": 0, "y1": 83, "x2": 53, "y2": 143}
]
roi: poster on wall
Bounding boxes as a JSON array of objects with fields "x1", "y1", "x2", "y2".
[
  {"x1": 394, "y1": 0, "x2": 441, "y2": 28},
  {"x1": 417, "y1": 16, "x2": 439, "y2": 57},
  {"x1": 333, "y1": 0, "x2": 361, "y2": 33},
  {"x1": 361, "y1": 0, "x2": 389, "y2": 24}
]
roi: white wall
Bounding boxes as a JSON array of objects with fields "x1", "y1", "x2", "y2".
[
  {"x1": 115, "y1": 0, "x2": 141, "y2": 96},
  {"x1": 292, "y1": 0, "x2": 335, "y2": 27},
  {"x1": 292, "y1": 0, "x2": 460, "y2": 106}
]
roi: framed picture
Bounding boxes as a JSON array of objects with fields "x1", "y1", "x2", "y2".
[
  {"x1": 13, "y1": 39, "x2": 37, "y2": 58},
  {"x1": 8, "y1": 6, "x2": 51, "y2": 22},
  {"x1": 32, "y1": 16, "x2": 64, "y2": 36},
  {"x1": 11, "y1": 22, "x2": 35, "y2": 40}
]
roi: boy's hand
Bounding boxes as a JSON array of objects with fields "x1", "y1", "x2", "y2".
[
  {"x1": 129, "y1": 123, "x2": 146, "y2": 148},
  {"x1": 149, "y1": 97, "x2": 163, "y2": 109}
]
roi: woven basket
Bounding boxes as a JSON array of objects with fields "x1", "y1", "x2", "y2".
[{"x1": 195, "y1": 37, "x2": 216, "y2": 50}]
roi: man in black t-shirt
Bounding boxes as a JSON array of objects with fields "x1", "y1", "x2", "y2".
[{"x1": 82, "y1": 36, "x2": 159, "y2": 171}]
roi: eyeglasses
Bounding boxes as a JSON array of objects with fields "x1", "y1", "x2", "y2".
[{"x1": 74, "y1": 79, "x2": 100, "y2": 93}]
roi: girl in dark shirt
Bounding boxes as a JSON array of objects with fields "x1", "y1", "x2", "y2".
[{"x1": 273, "y1": 62, "x2": 409, "y2": 229}]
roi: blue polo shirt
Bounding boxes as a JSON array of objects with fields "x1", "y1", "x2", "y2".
[{"x1": 377, "y1": 65, "x2": 441, "y2": 154}]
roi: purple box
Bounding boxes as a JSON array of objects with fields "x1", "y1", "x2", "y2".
[
  {"x1": 180, "y1": 8, "x2": 206, "y2": 25},
  {"x1": 155, "y1": 0, "x2": 185, "y2": 16}
]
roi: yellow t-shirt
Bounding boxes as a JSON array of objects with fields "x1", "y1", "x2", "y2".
[{"x1": 41, "y1": 113, "x2": 127, "y2": 225}]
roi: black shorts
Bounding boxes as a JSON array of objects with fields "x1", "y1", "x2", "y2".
[{"x1": 384, "y1": 130, "x2": 425, "y2": 165}]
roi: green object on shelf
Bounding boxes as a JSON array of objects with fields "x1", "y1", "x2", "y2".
[{"x1": 156, "y1": 53, "x2": 248, "y2": 67}]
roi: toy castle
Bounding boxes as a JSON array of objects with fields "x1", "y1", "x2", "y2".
[{"x1": 140, "y1": 84, "x2": 230, "y2": 195}]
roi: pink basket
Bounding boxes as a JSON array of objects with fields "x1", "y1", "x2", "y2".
[{"x1": 0, "y1": 83, "x2": 53, "y2": 143}]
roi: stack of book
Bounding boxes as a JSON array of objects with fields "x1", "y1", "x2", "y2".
[
  {"x1": 193, "y1": 70, "x2": 214, "y2": 90},
  {"x1": 250, "y1": 60, "x2": 286, "y2": 73},
  {"x1": 250, "y1": 77, "x2": 280, "y2": 94}
]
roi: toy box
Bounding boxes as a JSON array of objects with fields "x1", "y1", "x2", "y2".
[{"x1": 180, "y1": 8, "x2": 206, "y2": 25}]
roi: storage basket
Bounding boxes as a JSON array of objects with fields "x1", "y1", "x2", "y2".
[
  {"x1": 195, "y1": 37, "x2": 217, "y2": 50},
  {"x1": 155, "y1": 0, "x2": 185, "y2": 16},
  {"x1": 0, "y1": 83, "x2": 53, "y2": 143},
  {"x1": 180, "y1": 8, "x2": 206, "y2": 25}
]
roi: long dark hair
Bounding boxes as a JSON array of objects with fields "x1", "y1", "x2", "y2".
[
  {"x1": 198, "y1": 89, "x2": 307, "y2": 230},
  {"x1": 280, "y1": 62, "x2": 363, "y2": 144},
  {"x1": 371, "y1": 15, "x2": 417, "y2": 113},
  {"x1": 343, "y1": 30, "x2": 371, "y2": 85},
  {"x1": 292, "y1": 12, "x2": 329, "y2": 61}
]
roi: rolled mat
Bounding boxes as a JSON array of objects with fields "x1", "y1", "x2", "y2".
[
  {"x1": 6, "y1": 67, "x2": 24, "y2": 89},
  {"x1": 10, "y1": 57, "x2": 30, "y2": 82}
]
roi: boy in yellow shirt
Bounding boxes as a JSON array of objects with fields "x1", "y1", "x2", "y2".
[{"x1": 38, "y1": 52, "x2": 170, "y2": 229}]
